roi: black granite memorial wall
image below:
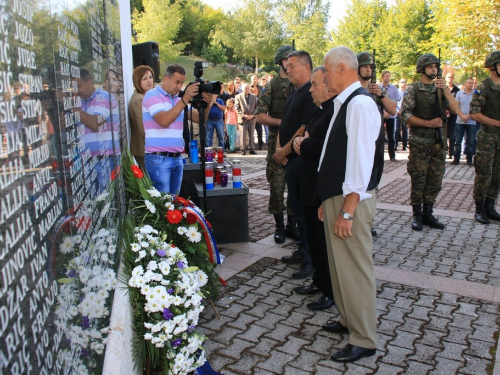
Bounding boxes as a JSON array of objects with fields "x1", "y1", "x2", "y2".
[{"x1": 0, "y1": 0, "x2": 126, "y2": 373}]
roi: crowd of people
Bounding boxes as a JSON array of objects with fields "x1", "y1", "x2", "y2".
[{"x1": 128, "y1": 46, "x2": 500, "y2": 363}]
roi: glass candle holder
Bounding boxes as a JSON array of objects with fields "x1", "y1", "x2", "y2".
[
  {"x1": 220, "y1": 170, "x2": 228, "y2": 187},
  {"x1": 205, "y1": 163, "x2": 214, "y2": 190},
  {"x1": 232, "y1": 159, "x2": 241, "y2": 188},
  {"x1": 217, "y1": 146, "x2": 224, "y2": 163}
]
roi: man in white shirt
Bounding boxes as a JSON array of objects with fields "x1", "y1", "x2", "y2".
[{"x1": 317, "y1": 46, "x2": 382, "y2": 363}]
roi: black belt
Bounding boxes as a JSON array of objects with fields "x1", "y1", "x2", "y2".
[
  {"x1": 149, "y1": 151, "x2": 181, "y2": 157},
  {"x1": 208, "y1": 118, "x2": 223, "y2": 121}
]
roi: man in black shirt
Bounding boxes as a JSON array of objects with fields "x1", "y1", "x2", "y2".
[
  {"x1": 274, "y1": 50, "x2": 317, "y2": 279},
  {"x1": 292, "y1": 66, "x2": 336, "y2": 309}
]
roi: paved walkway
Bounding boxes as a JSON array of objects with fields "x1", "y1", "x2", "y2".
[{"x1": 199, "y1": 148, "x2": 500, "y2": 375}]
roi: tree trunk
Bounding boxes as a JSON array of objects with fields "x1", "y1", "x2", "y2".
[{"x1": 254, "y1": 54, "x2": 259, "y2": 74}]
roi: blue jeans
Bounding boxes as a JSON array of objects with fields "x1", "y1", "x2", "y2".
[
  {"x1": 145, "y1": 154, "x2": 183, "y2": 194},
  {"x1": 206, "y1": 119, "x2": 224, "y2": 148},
  {"x1": 226, "y1": 124, "x2": 237, "y2": 151},
  {"x1": 454, "y1": 123, "x2": 476, "y2": 163}
]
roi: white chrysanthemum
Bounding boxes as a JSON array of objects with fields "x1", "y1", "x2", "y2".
[
  {"x1": 60, "y1": 237, "x2": 74, "y2": 254},
  {"x1": 194, "y1": 271, "x2": 208, "y2": 287},
  {"x1": 145, "y1": 200, "x2": 156, "y2": 214},
  {"x1": 131, "y1": 242, "x2": 141, "y2": 252},
  {"x1": 186, "y1": 227, "x2": 201, "y2": 243},
  {"x1": 73, "y1": 235, "x2": 82, "y2": 243},
  {"x1": 165, "y1": 202, "x2": 175, "y2": 210},
  {"x1": 147, "y1": 261, "x2": 158, "y2": 271},
  {"x1": 177, "y1": 226, "x2": 188, "y2": 235},
  {"x1": 137, "y1": 250, "x2": 147, "y2": 261},
  {"x1": 108, "y1": 245, "x2": 117, "y2": 254},
  {"x1": 132, "y1": 266, "x2": 144, "y2": 276},
  {"x1": 140, "y1": 225, "x2": 157, "y2": 234},
  {"x1": 147, "y1": 188, "x2": 161, "y2": 198}
]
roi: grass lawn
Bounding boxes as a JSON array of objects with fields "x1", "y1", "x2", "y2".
[{"x1": 160, "y1": 55, "x2": 253, "y2": 84}]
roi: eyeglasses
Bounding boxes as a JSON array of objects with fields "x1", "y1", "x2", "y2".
[{"x1": 400, "y1": 81, "x2": 406, "y2": 83}]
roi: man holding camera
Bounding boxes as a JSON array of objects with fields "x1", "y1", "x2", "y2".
[{"x1": 142, "y1": 64, "x2": 212, "y2": 194}]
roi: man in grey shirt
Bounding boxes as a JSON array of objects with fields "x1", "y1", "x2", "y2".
[
  {"x1": 380, "y1": 70, "x2": 401, "y2": 161},
  {"x1": 452, "y1": 78, "x2": 476, "y2": 166}
]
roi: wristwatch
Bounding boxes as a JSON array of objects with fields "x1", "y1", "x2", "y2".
[
  {"x1": 378, "y1": 90, "x2": 387, "y2": 100},
  {"x1": 340, "y1": 210, "x2": 354, "y2": 220}
]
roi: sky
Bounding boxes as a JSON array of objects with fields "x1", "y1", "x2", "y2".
[{"x1": 200, "y1": 0, "x2": 352, "y2": 30}]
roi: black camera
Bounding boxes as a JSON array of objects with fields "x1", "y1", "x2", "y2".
[{"x1": 180, "y1": 61, "x2": 221, "y2": 108}]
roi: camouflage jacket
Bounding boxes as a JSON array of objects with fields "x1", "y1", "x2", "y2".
[
  {"x1": 255, "y1": 76, "x2": 291, "y2": 116},
  {"x1": 401, "y1": 81, "x2": 440, "y2": 126},
  {"x1": 470, "y1": 77, "x2": 500, "y2": 116}
]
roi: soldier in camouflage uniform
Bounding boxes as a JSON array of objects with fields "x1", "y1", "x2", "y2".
[
  {"x1": 256, "y1": 45, "x2": 299, "y2": 245},
  {"x1": 401, "y1": 54, "x2": 459, "y2": 231},
  {"x1": 471, "y1": 51, "x2": 500, "y2": 224},
  {"x1": 357, "y1": 52, "x2": 396, "y2": 237}
]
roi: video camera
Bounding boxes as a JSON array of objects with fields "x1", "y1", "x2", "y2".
[{"x1": 180, "y1": 61, "x2": 221, "y2": 109}]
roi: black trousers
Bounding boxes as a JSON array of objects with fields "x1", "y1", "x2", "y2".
[
  {"x1": 385, "y1": 118, "x2": 396, "y2": 159},
  {"x1": 255, "y1": 123, "x2": 264, "y2": 147},
  {"x1": 303, "y1": 204, "x2": 333, "y2": 299}
]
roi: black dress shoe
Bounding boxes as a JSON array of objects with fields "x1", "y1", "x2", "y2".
[
  {"x1": 294, "y1": 283, "x2": 320, "y2": 295},
  {"x1": 281, "y1": 250, "x2": 303, "y2": 264},
  {"x1": 241, "y1": 150, "x2": 246, "y2": 155},
  {"x1": 331, "y1": 344, "x2": 376, "y2": 362},
  {"x1": 292, "y1": 263, "x2": 314, "y2": 279},
  {"x1": 322, "y1": 320, "x2": 349, "y2": 334},
  {"x1": 370, "y1": 228, "x2": 377, "y2": 237},
  {"x1": 250, "y1": 150, "x2": 257, "y2": 155},
  {"x1": 307, "y1": 296, "x2": 335, "y2": 311}
]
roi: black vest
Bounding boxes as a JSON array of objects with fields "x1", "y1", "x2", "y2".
[{"x1": 316, "y1": 87, "x2": 384, "y2": 203}]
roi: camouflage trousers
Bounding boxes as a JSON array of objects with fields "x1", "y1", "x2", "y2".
[
  {"x1": 473, "y1": 131, "x2": 500, "y2": 201},
  {"x1": 266, "y1": 131, "x2": 290, "y2": 214},
  {"x1": 407, "y1": 136, "x2": 446, "y2": 205}
]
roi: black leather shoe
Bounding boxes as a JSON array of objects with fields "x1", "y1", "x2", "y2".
[
  {"x1": 241, "y1": 150, "x2": 246, "y2": 155},
  {"x1": 292, "y1": 263, "x2": 314, "y2": 279},
  {"x1": 250, "y1": 150, "x2": 257, "y2": 155},
  {"x1": 281, "y1": 251, "x2": 303, "y2": 264},
  {"x1": 322, "y1": 320, "x2": 349, "y2": 334},
  {"x1": 331, "y1": 344, "x2": 376, "y2": 362},
  {"x1": 294, "y1": 283, "x2": 320, "y2": 295},
  {"x1": 370, "y1": 228, "x2": 377, "y2": 237},
  {"x1": 307, "y1": 296, "x2": 335, "y2": 311}
]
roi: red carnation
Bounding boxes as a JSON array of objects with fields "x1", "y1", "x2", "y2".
[
  {"x1": 131, "y1": 165, "x2": 144, "y2": 179},
  {"x1": 186, "y1": 212, "x2": 198, "y2": 225},
  {"x1": 166, "y1": 209, "x2": 183, "y2": 224}
]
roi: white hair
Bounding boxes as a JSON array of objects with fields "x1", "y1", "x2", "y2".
[
  {"x1": 324, "y1": 46, "x2": 358, "y2": 71},
  {"x1": 242, "y1": 84, "x2": 250, "y2": 91}
]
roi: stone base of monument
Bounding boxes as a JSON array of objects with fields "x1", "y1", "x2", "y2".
[{"x1": 193, "y1": 182, "x2": 249, "y2": 244}]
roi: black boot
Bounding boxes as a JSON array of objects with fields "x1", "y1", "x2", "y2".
[
  {"x1": 411, "y1": 204, "x2": 423, "y2": 231},
  {"x1": 422, "y1": 203, "x2": 445, "y2": 229},
  {"x1": 485, "y1": 198, "x2": 500, "y2": 221},
  {"x1": 285, "y1": 214, "x2": 300, "y2": 241},
  {"x1": 475, "y1": 200, "x2": 490, "y2": 224},
  {"x1": 273, "y1": 213, "x2": 286, "y2": 243}
]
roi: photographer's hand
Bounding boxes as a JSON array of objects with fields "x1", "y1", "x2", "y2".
[{"x1": 184, "y1": 82, "x2": 200, "y2": 102}]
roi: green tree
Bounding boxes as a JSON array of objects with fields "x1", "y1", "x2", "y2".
[
  {"x1": 422, "y1": 0, "x2": 500, "y2": 79},
  {"x1": 278, "y1": 0, "x2": 330, "y2": 66},
  {"x1": 202, "y1": 43, "x2": 228, "y2": 65},
  {"x1": 372, "y1": 0, "x2": 433, "y2": 81},
  {"x1": 211, "y1": 0, "x2": 283, "y2": 72},
  {"x1": 132, "y1": 0, "x2": 186, "y2": 61},
  {"x1": 331, "y1": 0, "x2": 388, "y2": 53}
]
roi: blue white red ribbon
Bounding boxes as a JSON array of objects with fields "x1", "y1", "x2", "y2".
[{"x1": 180, "y1": 205, "x2": 224, "y2": 265}]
